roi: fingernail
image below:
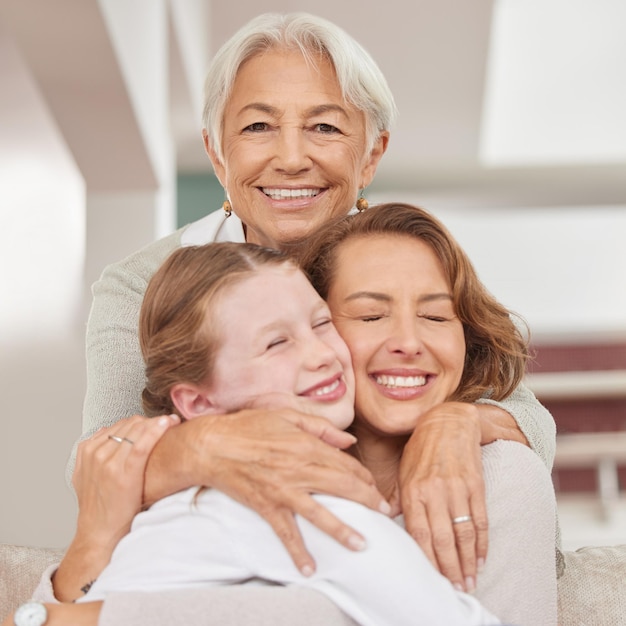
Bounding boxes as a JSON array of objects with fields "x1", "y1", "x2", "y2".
[
  {"x1": 348, "y1": 535, "x2": 366, "y2": 551},
  {"x1": 477, "y1": 557, "x2": 485, "y2": 573},
  {"x1": 301, "y1": 564, "x2": 314, "y2": 577},
  {"x1": 169, "y1": 413, "x2": 180, "y2": 422},
  {"x1": 453, "y1": 583, "x2": 464, "y2": 592},
  {"x1": 379, "y1": 500, "x2": 391, "y2": 515},
  {"x1": 157, "y1": 416, "x2": 170, "y2": 427},
  {"x1": 465, "y1": 576, "x2": 476, "y2": 593}
]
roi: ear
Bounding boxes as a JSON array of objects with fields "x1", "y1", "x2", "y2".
[
  {"x1": 202, "y1": 128, "x2": 226, "y2": 187},
  {"x1": 360, "y1": 130, "x2": 390, "y2": 188},
  {"x1": 170, "y1": 382, "x2": 222, "y2": 420}
]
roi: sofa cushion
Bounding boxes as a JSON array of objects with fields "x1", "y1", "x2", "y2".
[
  {"x1": 558, "y1": 544, "x2": 626, "y2": 626},
  {"x1": 0, "y1": 543, "x2": 65, "y2": 621}
]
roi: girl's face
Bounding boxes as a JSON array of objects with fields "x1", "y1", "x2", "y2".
[
  {"x1": 204, "y1": 263, "x2": 355, "y2": 429},
  {"x1": 326, "y1": 234, "x2": 466, "y2": 437}
]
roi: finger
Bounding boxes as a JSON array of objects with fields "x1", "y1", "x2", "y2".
[
  {"x1": 104, "y1": 414, "x2": 180, "y2": 469},
  {"x1": 429, "y1": 511, "x2": 464, "y2": 591},
  {"x1": 451, "y1": 514, "x2": 477, "y2": 592},
  {"x1": 303, "y1": 453, "x2": 390, "y2": 515},
  {"x1": 260, "y1": 507, "x2": 316, "y2": 577},
  {"x1": 282, "y1": 410, "x2": 357, "y2": 450},
  {"x1": 401, "y1": 499, "x2": 438, "y2": 569},
  {"x1": 294, "y1": 493, "x2": 367, "y2": 554},
  {"x1": 469, "y1": 493, "x2": 489, "y2": 573}
]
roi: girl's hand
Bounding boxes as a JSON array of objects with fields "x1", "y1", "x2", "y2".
[
  {"x1": 398, "y1": 402, "x2": 487, "y2": 594},
  {"x1": 53, "y1": 414, "x2": 179, "y2": 602}
]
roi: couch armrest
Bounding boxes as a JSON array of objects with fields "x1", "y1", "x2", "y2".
[
  {"x1": 558, "y1": 544, "x2": 626, "y2": 626},
  {"x1": 0, "y1": 544, "x2": 65, "y2": 622}
]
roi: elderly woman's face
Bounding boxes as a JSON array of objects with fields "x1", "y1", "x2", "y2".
[
  {"x1": 326, "y1": 234, "x2": 466, "y2": 437},
  {"x1": 207, "y1": 49, "x2": 387, "y2": 250}
]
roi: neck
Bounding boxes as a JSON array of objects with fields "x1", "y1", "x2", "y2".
[
  {"x1": 242, "y1": 222, "x2": 307, "y2": 254},
  {"x1": 349, "y1": 421, "x2": 409, "y2": 501}
]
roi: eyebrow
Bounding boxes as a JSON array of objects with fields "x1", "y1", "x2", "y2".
[
  {"x1": 343, "y1": 291, "x2": 453, "y2": 304},
  {"x1": 239, "y1": 102, "x2": 349, "y2": 119}
]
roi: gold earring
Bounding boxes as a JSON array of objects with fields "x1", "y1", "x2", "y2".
[
  {"x1": 222, "y1": 200, "x2": 232, "y2": 217},
  {"x1": 356, "y1": 190, "x2": 368, "y2": 212}
]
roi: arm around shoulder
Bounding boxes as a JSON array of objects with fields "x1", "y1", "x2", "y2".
[{"x1": 476, "y1": 382, "x2": 556, "y2": 469}]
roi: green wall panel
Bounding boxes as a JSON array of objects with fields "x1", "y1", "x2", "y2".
[{"x1": 177, "y1": 173, "x2": 223, "y2": 228}]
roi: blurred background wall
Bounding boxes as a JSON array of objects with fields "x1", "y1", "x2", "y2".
[{"x1": 1, "y1": 0, "x2": 625, "y2": 550}]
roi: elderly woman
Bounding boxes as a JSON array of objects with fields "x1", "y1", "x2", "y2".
[{"x1": 19, "y1": 11, "x2": 555, "y2": 626}]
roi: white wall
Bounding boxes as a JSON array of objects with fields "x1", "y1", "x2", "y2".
[
  {"x1": 0, "y1": 0, "x2": 179, "y2": 548},
  {"x1": 0, "y1": 32, "x2": 83, "y2": 548}
]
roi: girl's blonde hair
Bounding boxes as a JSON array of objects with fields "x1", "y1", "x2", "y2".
[{"x1": 139, "y1": 242, "x2": 291, "y2": 417}]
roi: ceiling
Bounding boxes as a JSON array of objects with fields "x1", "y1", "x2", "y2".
[
  {"x1": 2, "y1": 0, "x2": 625, "y2": 209},
  {"x1": 181, "y1": 0, "x2": 626, "y2": 208}
]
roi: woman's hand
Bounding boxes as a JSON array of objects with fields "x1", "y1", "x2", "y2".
[
  {"x1": 398, "y1": 402, "x2": 487, "y2": 593},
  {"x1": 145, "y1": 406, "x2": 390, "y2": 577},
  {"x1": 53, "y1": 414, "x2": 179, "y2": 602}
]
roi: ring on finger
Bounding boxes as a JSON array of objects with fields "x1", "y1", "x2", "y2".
[
  {"x1": 452, "y1": 514, "x2": 472, "y2": 525},
  {"x1": 108, "y1": 435, "x2": 134, "y2": 445}
]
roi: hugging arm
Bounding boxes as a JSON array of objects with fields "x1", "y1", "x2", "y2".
[
  {"x1": 52, "y1": 416, "x2": 179, "y2": 603},
  {"x1": 74, "y1": 243, "x2": 387, "y2": 576},
  {"x1": 398, "y1": 384, "x2": 556, "y2": 592}
]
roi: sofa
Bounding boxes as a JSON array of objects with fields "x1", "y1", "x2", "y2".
[{"x1": 2, "y1": 542, "x2": 626, "y2": 625}]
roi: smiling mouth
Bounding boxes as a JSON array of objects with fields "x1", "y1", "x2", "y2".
[
  {"x1": 375, "y1": 374, "x2": 427, "y2": 389},
  {"x1": 262, "y1": 187, "x2": 321, "y2": 200},
  {"x1": 303, "y1": 378, "x2": 341, "y2": 397}
]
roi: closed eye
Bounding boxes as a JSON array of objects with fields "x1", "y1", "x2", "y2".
[
  {"x1": 360, "y1": 315, "x2": 384, "y2": 322},
  {"x1": 313, "y1": 318, "x2": 332, "y2": 329},
  {"x1": 266, "y1": 337, "x2": 287, "y2": 350},
  {"x1": 420, "y1": 315, "x2": 451, "y2": 323}
]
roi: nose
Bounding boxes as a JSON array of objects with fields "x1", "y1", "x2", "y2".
[
  {"x1": 303, "y1": 332, "x2": 337, "y2": 371},
  {"x1": 273, "y1": 127, "x2": 312, "y2": 174},
  {"x1": 386, "y1": 314, "x2": 423, "y2": 356}
]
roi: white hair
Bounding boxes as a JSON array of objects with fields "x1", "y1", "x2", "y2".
[{"x1": 202, "y1": 12, "x2": 397, "y2": 163}]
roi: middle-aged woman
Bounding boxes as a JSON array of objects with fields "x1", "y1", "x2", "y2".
[{"x1": 54, "y1": 9, "x2": 555, "y2": 613}]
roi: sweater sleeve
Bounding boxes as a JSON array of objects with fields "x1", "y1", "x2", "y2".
[
  {"x1": 476, "y1": 382, "x2": 556, "y2": 470},
  {"x1": 65, "y1": 230, "x2": 183, "y2": 486},
  {"x1": 475, "y1": 440, "x2": 558, "y2": 626}
]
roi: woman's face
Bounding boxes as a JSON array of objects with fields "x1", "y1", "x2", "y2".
[
  {"x1": 206, "y1": 49, "x2": 387, "y2": 250},
  {"x1": 204, "y1": 264, "x2": 355, "y2": 429},
  {"x1": 326, "y1": 234, "x2": 466, "y2": 437}
]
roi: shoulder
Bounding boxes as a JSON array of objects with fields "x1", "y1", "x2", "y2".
[{"x1": 95, "y1": 211, "x2": 244, "y2": 296}]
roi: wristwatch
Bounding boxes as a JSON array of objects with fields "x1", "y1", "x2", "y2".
[{"x1": 13, "y1": 601, "x2": 48, "y2": 626}]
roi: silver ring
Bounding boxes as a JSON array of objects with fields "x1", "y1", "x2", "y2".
[
  {"x1": 108, "y1": 435, "x2": 124, "y2": 443},
  {"x1": 122, "y1": 437, "x2": 134, "y2": 445},
  {"x1": 452, "y1": 515, "x2": 472, "y2": 525}
]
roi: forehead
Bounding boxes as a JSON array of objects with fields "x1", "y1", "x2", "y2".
[
  {"x1": 228, "y1": 48, "x2": 347, "y2": 109},
  {"x1": 332, "y1": 234, "x2": 449, "y2": 289},
  {"x1": 216, "y1": 263, "x2": 321, "y2": 315}
]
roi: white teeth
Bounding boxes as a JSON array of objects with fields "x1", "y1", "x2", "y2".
[
  {"x1": 375, "y1": 375, "x2": 427, "y2": 388},
  {"x1": 311, "y1": 378, "x2": 340, "y2": 396},
  {"x1": 262, "y1": 188, "x2": 320, "y2": 200}
]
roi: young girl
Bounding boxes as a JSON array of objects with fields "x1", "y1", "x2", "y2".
[{"x1": 77, "y1": 242, "x2": 499, "y2": 626}]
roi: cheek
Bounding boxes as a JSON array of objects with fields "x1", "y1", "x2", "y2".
[{"x1": 445, "y1": 330, "x2": 466, "y2": 383}]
